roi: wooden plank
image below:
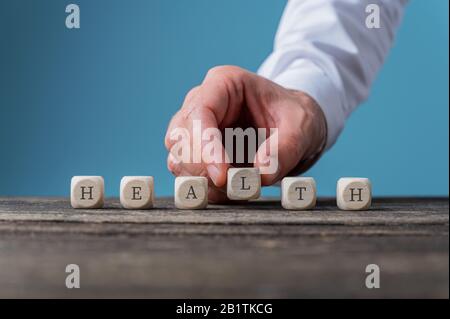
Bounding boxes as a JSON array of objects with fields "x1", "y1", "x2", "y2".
[
  {"x1": 0, "y1": 232, "x2": 447, "y2": 298},
  {"x1": 0, "y1": 197, "x2": 448, "y2": 298},
  {"x1": 0, "y1": 197, "x2": 448, "y2": 226}
]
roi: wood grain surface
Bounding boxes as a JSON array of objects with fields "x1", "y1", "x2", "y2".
[{"x1": 0, "y1": 197, "x2": 448, "y2": 298}]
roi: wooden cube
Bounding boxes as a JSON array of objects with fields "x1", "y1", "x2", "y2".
[
  {"x1": 337, "y1": 177, "x2": 372, "y2": 210},
  {"x1": 281, "y1": 177, "x2": 316, "y2": 210},
  {"x1": 70, "y1": 176, "x2": 104, "y2": 209},
  {"x1": 120, "y1": 176, "x2": 154, "y2": 209},
  {"x1": 227, "y1": 168, "x2": 261, "y2": 200},
  {"x1": 175, "y1": 176, "x2": 208, "y2": 209}
]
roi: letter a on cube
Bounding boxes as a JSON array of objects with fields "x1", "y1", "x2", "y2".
[{"x1": 175, "y1": 176, "x2": 208, "y2": 209}]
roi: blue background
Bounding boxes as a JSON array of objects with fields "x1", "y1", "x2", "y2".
[{"x1": 0, "y1": 0, "x2": 448, "y2": 197}]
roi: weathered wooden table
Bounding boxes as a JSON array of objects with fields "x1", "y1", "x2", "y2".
[{"x1": 0, "y1": 197, "x2": 448, "y2": 298}]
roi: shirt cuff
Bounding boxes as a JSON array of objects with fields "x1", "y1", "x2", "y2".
[{"x1": 264, "y1": 59, "x2": 346, "y2": 150}]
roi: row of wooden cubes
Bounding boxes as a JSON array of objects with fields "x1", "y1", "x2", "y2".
[{"x1": 71, "y1": 168, "x2": 372, "y2": 211}]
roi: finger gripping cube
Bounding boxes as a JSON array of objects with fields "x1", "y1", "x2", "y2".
[{"x1": 227, "y1": 168, "x2": 261, "y2": 200}]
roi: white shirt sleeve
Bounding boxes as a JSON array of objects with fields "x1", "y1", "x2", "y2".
[{"x1": 258, "y1": 0, "x2": 407, "y2": 149}]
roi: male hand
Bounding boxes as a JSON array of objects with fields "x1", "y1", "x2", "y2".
[{"x1": 165, "y1": 66, "x2": 327, "y2": 203}]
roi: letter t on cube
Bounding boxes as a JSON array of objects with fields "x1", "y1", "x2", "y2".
[{"x1": 281, "y1": 177, "x2": 317, "y2": 210}]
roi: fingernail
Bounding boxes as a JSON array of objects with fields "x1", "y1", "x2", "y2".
[{"x1": 207, "y1": 164, "x2": 221, "y2": 186}]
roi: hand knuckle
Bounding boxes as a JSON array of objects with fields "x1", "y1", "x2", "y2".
[
  {"x1": 185, "y1": 86, "x2": 200, "y2": 102},
  {"x1": 207, "y1": 65, "x2": 245, "y2": 80}
]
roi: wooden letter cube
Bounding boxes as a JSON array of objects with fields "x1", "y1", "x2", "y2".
[
  {"x1": 71, "y1": 176, "x2": 104, "y2": 209},
  {"x1": 281, "y1": 177, "x2": 316, "y2": 210},
  {"x1": 120, "y1": 176, "x2": 154, "y2": 209},
  {"x1": 175, "y1": 176, "x2": 208, "y2": 209},
  {"x1": 337, "y1": 177, "x2": 372, "y2": 210},
  {"x1": 227, "y1": 168, "x2": 261, "y2": 200}
]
